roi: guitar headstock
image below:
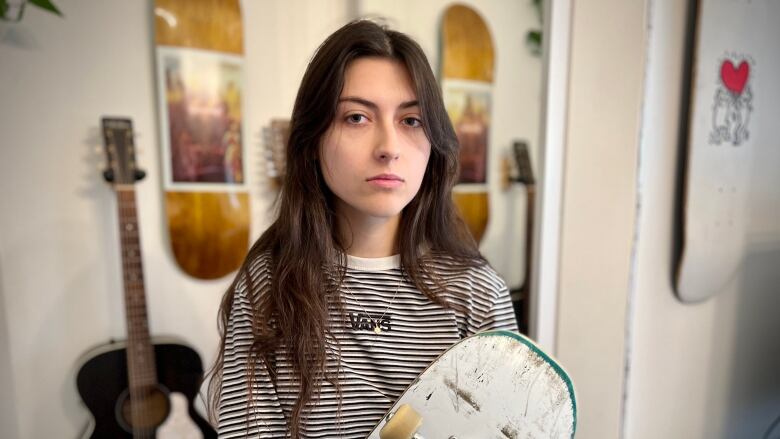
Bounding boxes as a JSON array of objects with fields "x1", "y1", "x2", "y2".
[
  {"x1": 261, "y1": 118, "x2": 290, "y2": 190},
  {"x1": 511, "y1": 140, "x2": 535, "y2": 185},
  {"x1": 101, "y1": 117, "x2": 145, "y2": 186}
]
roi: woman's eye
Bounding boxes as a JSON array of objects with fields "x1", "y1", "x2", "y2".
[
  {"x1": 402, "y1": 117, "x2": 422, "y2": 128},
  {"x1": 345, "y1": 114, "x2": 366, "y2": 124}
]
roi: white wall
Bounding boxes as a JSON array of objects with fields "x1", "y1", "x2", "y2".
[
  {"x1": 0, "y1": 1, "x2": 351, "y2": 437},
  {"x1": 0, "y1": 1, "x2": 539, "y2": 437},
  {"x1": 623, "y1": 0, "x2": 780, "y2": 437},
  {"x1": 358, "y1": 0, "x2": 543, "y2": 288},
  {"x1": 0, "y1": 251, "x2": 18, "y2": 439},
  {"x1": 553, "y1": 0, "x2": 647, "y2": 438}
]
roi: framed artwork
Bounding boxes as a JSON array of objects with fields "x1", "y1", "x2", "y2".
[
  {"x1": 443, "y1": 80, "x2": 492, "y2": 186},
  {"x1": 156, "y1": 47, "x2": 246, "y2": 190}
]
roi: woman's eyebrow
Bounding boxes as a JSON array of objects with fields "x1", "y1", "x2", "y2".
[{"x1": 338, "y1": 96, "x2": 419, "y2": 110}]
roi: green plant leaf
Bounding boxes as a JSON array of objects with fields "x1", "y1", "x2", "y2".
[
  {"x1": 29, "y1": 0, "x2": 62, "y2": 16},
  {"x1": 525, "y1": 30, "x2": 542, "y2": 57},
  {"x1": 526, "y1": 30, "x2": 542, "y2": 46}
]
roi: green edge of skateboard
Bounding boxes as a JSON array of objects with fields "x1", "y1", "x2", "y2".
[{"x1": 476, "y1": 330, "x2": 578, "y2": 435}]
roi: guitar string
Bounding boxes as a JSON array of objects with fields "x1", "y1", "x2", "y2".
[
  {"x1": 121, "y1": 190, "x2": 144, "y2": 434},
  {"x1": 130, "y1": 191, "x2": 155, "y2": 437},
  {"x1": 120, "y1": 191, "x2": 136, "y2": 432},
  {"x1": 115, "y1": 152, "x2": 138, "y2": 432},
  {"x1": 122, "y1": 165, "x2": 157, "y2": 435},
  {"x1": 113, "y1": 133, "x2": 142, "y2": 433},
  {"x1": 121, "y1": 189, "x2": 150, "y2": 435},
  {"x1": 127, "y1": 191, "x2": 146, "y2": 435},
  {"x1": 129, "y1": 190, "x2": 166, "y2": 438},
  {"x1": 132, "y1": 193, "x2": 155, "y2": 437}
]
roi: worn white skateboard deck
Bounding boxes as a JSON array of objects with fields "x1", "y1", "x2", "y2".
[{"x1": 367, "y1": 330, "x2": 576, "y2": 439}]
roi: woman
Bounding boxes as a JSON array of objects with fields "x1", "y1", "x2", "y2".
[{"x1": 210, "y1": 19, "x2": 518, "y2": 438}]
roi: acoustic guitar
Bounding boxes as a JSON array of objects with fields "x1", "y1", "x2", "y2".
[{"x1": 75, "y1": 117, "x2": 216, "y2": 438}]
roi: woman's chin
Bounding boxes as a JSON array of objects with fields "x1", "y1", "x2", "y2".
[{"x1": 352, "y1": 203, "x2": 407, "y2": 221}]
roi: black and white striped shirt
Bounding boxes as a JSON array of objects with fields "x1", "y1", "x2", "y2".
[{"x1": 218, "y1": 252, "x2": 518, "y2": 438}]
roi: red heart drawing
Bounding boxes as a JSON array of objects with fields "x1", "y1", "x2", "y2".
[{"x1": 720, "y1": 60, "x2": 749, "y2": 95}]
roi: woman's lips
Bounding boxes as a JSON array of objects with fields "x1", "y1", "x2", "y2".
[{"x1": 367, "y1": 173, "x2": 404, "y2": 188}]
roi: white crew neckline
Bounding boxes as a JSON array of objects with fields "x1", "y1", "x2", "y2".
[{"x1": 346, "y1": 254, "x2": 401, "y2": 271}]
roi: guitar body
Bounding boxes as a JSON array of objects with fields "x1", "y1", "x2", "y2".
[
  {"x1": 76, "y1": 339, "x2": 215, "y2": 438},
  {"x1": 154, "y1": 0, "x2": 250, "y2": 279},
  {"x1": 441, "y1": 4, "x2": 495, "y2": 243}
]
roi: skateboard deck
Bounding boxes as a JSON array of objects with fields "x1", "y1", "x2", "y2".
[
  {"x1": 367, "y1": 330, "x2": 576, "y2": 439},
  {"x1": 675, "y1": 0, "x2": 759, "y2": 302},
  {"x1": 154, "y1": 0, "x2": 249, "y2": 279},
  {"x1": 441, "y1": 4, "x2": 494, "y2": 243}
]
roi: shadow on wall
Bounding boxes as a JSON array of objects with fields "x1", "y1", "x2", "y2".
[
  {"x1": 725, "y1": 243, "x2": 780, "y2": 439},
  {"x1": 0, "y1": 256, "x2": 20, "y2": 439}
]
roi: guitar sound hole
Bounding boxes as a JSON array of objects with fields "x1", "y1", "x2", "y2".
[{"x1": 116, "y1": 385, "x2": 171, "y2": 434}]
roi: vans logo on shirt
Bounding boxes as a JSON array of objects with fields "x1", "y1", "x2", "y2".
[{"x1": 347, "y1": 312, "x2": 391, "y2": 333}]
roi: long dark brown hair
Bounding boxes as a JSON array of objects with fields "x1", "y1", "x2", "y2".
[{"x1": 208, "y1": 19, "x2": 484, "y2": 437}]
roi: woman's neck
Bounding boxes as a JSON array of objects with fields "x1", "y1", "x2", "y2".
[{"x1": 337, "y1": 208, "x2": 400, "y2": 258}]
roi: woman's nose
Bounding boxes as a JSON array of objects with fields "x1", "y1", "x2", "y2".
[{"x1": 374, "y1": 120, "x2": 401, "y2": 161}]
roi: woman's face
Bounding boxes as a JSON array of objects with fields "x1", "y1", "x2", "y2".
[{"x1": 319, "y1": 57, "x2": 431, "y2": 224}]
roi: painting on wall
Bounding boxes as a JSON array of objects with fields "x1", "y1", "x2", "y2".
[
  {"x1": 675, "y1": 0, "x2": 778, "y2": 303},
  {"x1": 157, "y1": 47, "x2": 245, "y2": 188},
  {"x1": 443, "y1": 82, "x2": 492, "y2": 185}
]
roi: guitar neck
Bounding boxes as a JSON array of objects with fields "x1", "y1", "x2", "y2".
[{"x1": 116, "y1": 187, "x2": 158, "y2": 390}]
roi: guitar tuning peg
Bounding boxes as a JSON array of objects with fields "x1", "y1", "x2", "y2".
[
  {"x1": 103, "y1": 169, "x2": 115, "y2": 182},
  {"x1": 134, "y1": 169, "x2": 146, "y2": 181}
]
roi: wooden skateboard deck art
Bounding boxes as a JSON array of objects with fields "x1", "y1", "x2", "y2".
[
  {"x1": 154, "y1": 0, "x2": 249, "y2": 279},
  {"x1": 368, "y1": 330, "x2": 576, "y2": 438},
  {"x1": 441, "y1": 4, "x2": 494, "y2": 244}
]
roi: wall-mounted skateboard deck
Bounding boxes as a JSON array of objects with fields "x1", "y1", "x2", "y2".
[
  {"x1": 441, "y1": 4, "x2": 494, "y2": 243},
  {"x1": 675, "y1": 0, "x2": 765, "y2": 302},
  {"x1": 153, "y1": 0, "x2": 249, "y2": 279}
]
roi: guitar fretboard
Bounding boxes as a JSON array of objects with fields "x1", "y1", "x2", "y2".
[{"x1": 116, "y1": 188, "x2": 158, "y2": 391}]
